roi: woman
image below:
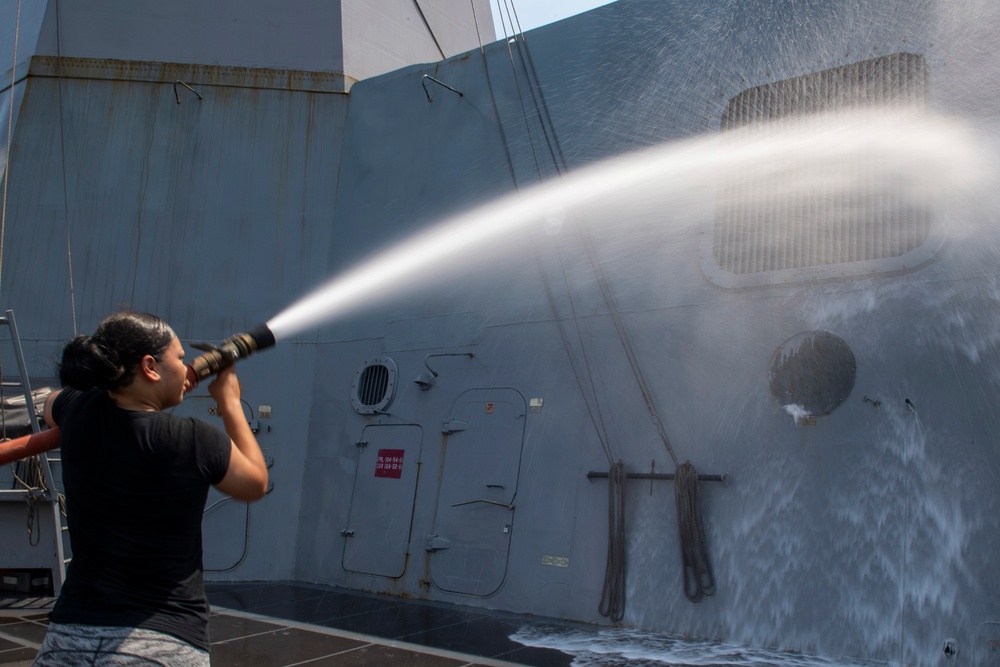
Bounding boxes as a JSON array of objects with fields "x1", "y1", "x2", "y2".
[{"x1": 33, "y1": 311, "x2": 269, "y2": 666}]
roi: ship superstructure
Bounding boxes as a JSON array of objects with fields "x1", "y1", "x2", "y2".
[{"x1": 2, "y1": 1, "x2": 999, "y2": 665}]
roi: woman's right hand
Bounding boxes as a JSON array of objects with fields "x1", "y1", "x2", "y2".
[
  {"x1": 209, "y1": 366, "x2": 269, "y2": 502},
  {"x1": 207, "y1": 367, "x2": 241, "y2": 413}
]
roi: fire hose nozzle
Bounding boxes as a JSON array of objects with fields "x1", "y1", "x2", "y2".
[{"x1": 186, "y1": 323, "x2": 276, "y2": 387}]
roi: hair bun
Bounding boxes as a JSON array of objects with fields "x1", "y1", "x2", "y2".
[{"x1": 58, "y1": 335, "x2": 122, "y2": 390}]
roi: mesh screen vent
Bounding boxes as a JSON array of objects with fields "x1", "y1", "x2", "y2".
[
  {"x1": 351, "y1": 357, "x2": 397, "y2": 415},
  {"x1": 706, "y1": 52, "x2": 939, "y2": 287},
  {"x1": 720, "y1": 53, "x2": 928, "y2": 130}
]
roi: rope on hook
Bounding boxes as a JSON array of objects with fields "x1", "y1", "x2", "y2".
[
  {"x1": 598, "y1": 460, "x2": 626, "y2": 622},
  {"x1": 675, "y1": 460, "x2": 715, "y2": 602}
]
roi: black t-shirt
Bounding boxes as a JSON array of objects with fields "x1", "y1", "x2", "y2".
[{"x1": 49, "y1": 387, "x2": 231, "y2": 651}]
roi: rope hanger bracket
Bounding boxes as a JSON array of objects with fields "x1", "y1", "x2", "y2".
[{"x1": 586, "y1": 470, "x2": 731, "y2": 485}]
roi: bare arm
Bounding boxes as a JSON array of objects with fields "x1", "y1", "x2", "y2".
[
  {"x1": 209, "y1": 368, "x2": 268, "y2": 501},
  {"x1": 43, "y1": 389, "x2": 62, "y2": 428}
]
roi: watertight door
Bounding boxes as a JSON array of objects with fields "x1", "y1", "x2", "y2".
[
  {"x1": 429, "y1": 389, "x2": 526, "y2": 596},
  {"x1": 342, "y1": 424, "x2": 423, "y2": 577}
]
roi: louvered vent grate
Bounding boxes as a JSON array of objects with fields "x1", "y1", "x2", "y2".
[
  {"x1": 351, "y1": 357, "x2": 397, "y2": 415},
  {"x1": 710, "y1": 53, "x2": 934, "y2": 285},
  {"x1": 358, "y1": 365, "x2": 389, "y2": 404}
]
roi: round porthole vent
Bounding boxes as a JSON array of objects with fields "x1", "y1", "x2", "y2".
[
  {"x1": 768, "y1": 330, "x2": 856, "y2": 421},
  {"x1": 351, "y1": 356, "x2": 397, "y2": 415}
]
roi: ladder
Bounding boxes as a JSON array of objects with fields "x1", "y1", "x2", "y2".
[{"x1": 0, "y1": 309, "x2": 68, "y2": 595}]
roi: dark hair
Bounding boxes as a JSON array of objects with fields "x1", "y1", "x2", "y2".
[{"x1": 58, "y1": 312, "x2": 176, "y2": 391}]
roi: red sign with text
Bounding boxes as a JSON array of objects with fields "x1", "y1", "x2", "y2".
[{"x1": 374, "y1": 449, "x2": 404, "y2": 479}]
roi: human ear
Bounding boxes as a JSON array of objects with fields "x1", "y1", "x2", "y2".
[{"x1": 139, "y1": 355, "x2": 161, "y2": 382}]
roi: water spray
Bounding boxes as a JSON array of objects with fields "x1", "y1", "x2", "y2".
[{"x1": 0, "y1": 323, "x2": 277, "y2": 466}]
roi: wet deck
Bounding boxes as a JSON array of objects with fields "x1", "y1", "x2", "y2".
[{"x1": 0, "y1": 582, "x2": 575, "y2": 666}]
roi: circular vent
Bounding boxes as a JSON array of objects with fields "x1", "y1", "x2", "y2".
[
  {"x1": 768, "y1": 330, "x2": 855, "y2": 420},
  {"x1": 351, "y1": 356, "x2": 397, "y2": 415}
]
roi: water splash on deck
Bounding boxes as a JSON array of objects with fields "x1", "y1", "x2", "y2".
[{"x1": 510, "y1": 624, "x2": 880, "y2": 666}]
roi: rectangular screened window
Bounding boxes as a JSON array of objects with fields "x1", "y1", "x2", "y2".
[{"x1": 708, "y1": 53, "x2": 936, "y2": 286}]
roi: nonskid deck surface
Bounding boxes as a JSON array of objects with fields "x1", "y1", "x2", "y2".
[{"x1": 0, "y1": 582, "x2": 573, "y2": 666}]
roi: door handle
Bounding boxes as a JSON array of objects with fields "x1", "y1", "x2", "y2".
[{"x1": 425, "y1": 535, "x2": 452, "y2": 552}]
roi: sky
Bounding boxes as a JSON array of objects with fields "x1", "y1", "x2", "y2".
[{"x1": 489, "y1": 0, "x2": 616, "y2": 34}]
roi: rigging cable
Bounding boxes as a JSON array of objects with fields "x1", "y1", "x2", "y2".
[
  {"x1": 413, "y1": 0, "x2": 447, "y2": 60},
  {"x1": 570, "y1": 115, "x2": 717, "y2": 604},
  {"x1": 582, "y1": 231, "x2": 679, "y2": 467},
  {"x1": 495, "y1": 0, "x2": 546, "y2": 179},
  {"x1": 497, "y1": 0, "x2": 685, "y2": 470},
  {"x1": 491, "y1": 0, "x2": 637, "y2": 617},
  {"x1": 0, "y1": 0, "x2": 19, "y2": 520},
  {"x1": 499, "y1": 0, "x2": 687, "y2": 471},
  {"x1": 507, "y1": 3, "x2": 618, "y2": 459},
  {"x1": 498, "y1": 0, "x2": 683, "y2": 470},
  {"x1": 495, "y1": 0, "x2": 633, "y2": 619},
  {"x1": 502, "y1": 3, "x2": 565, "y2": 174},
  {"x1": 496, "y1": 1, "x2": 716, "y2": 605},
  {"x1": 470, "y1": 0, "x2": 614, "y2": 465},
  {"x1": 470, "y1": 0, "x2": 519, "y2": 188},
  {"x1": 0, "y1": 0, "x2": 22, "y2": 301},
  {"x1": 550, "y1": 251, "x2": 615, "y2": 462},
  {"x1": 55, "y1": 0, "x2": 78, "y2": 334},
  {"x1": 500, "y1": 0, "x2": 621, "y2": 461}
]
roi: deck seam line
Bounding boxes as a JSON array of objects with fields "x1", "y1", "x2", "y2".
[
  {"x1": 209, "y1": 626, "x2": 312, "y2": 646},
  {"x1": 279, "y1": 643, "x2": 377, "y2": 667},
  {"x1": 212, "y1": 607, "x2": 526, "y2": 667},
  {"x1": 0, "y1": 628, "x2": 42, "y2": 650}
]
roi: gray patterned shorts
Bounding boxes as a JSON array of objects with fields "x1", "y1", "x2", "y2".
[{"x1": 32, "y1": 622, "x2": 210, "y2": 666}]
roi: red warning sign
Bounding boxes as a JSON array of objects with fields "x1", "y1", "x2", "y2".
[{"x1": 375, "y1": 449, "x2": 404, "y2": 479}]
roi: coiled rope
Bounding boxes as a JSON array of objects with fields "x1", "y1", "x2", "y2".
[
  {"x1": 675, "y1": 460, "x2": 715, "y2": 602},
  {"x1": 10, "y1": 452, "x2": 49, "y2": 546},
  {"x1": 598, "y1": 460, "x2": 626, "y2": 622}
]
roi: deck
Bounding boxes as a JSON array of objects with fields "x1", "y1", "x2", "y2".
[{"x1": 0, "y1": 582, "x2": 575, "y2": 666}]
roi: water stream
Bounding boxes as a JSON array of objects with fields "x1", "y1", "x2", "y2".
[{"x1": 265, "y1": 110, "x2": 988, "y2": 342}]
